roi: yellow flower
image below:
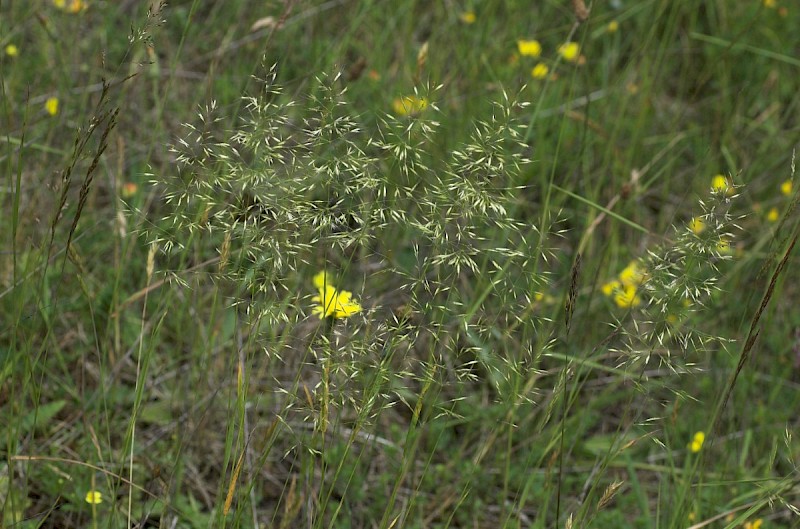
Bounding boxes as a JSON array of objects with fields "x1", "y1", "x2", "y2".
[
  {"x1": 517, "y1": 39, "x2": 542, "y2": 57},
  {"x1": 716, "y1": 238, "x2": 733, "y2": 255},
  {"x1": 711, "y1": 174, "x2": 733, "y2": 195},
  {"x1": 601, "y1": 279, "x2": 621, "y2": 296},
  {"x1": 313, "y1": 270, "x2": 332, "y2": 290},
  {"x1": 533, "y1": 291, "x2": 545, "y2": 302},
  {"x1": 85, "y1": 490, "x2": 103, "y2": 504},
  {"x1": 607, "y1": 20, "x2": 619, "y2": 33},
  {"x1": 5, "y1": 44, "x2": 18, "y2": 57},
  {"x1": 55, "y1": 0, "x2": 87, "y2": 12},
  {"x1": 781, "y1": 179, "x2": 792, "y2": 196},
  {"x1": 392, "y1": 95, "x2": 428, "y2": 116},
  {"x1": 121, "y1": 182, "x2": 139, "y2": 198},
  {"x1": 45, "y1": 97, "x2": 59, "y2": 116},
  {"x1": 689, "y1": 216, "x2": 706, "y2": 235},
  {"x1": 744, "y1": 519, "x2": 763, "y2": 529},
  {"x1": 531, "y1": 63, "x2": 549, "y2": 79},
  {"x1": 459, "y1": 11, "x2": 476, "y2": 24},
  {"x1": 558, "y1": 42, "x2": 581, "y2": 62},
  {"x1": 766, "y1": 207, "x2": 779, "y2": 222},
  {"x1": 613, "y1": 285, "x2": 641, "y2": 308},
  {"x1": 763, "y1": 0, "x2": 776, "y2": 7},
  {"x1": 689, "y1": 431, "x2": 705, "y2": 453},
  {"x1": 68, "y1": 0, "x2": 87, "y2": 12},
  {"x1": 311, "y1": 271, "x2": 362, "y2": 319},
  {"x1": 619, "y1": 260, "x2": 647, "y2": 287}
]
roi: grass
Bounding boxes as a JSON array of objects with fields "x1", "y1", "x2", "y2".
[{"x1": 2, "y1": 0, "x2": 800, "y2": 528}]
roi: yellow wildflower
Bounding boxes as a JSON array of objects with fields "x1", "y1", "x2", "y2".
[
  {"x1": 689, "y1": 431, "x2": 705, "y2": 453},
  {"x1": 5, "y1": 44, "x2": 18, "y2": 57},
  {"x1": 601, "y1": 279, "x2": 621, "y2": 296},
  {"x1": 607, "y1": 20, "x2": 619, "y2": 33},
  {"x1": 716, "y1": 238, "x2": 733, "y2": 255},
  {"x1": 68, "y1": 0, "x2": 87, "y2": 12},
  {"x1": 744, "y1": 519, "x2": 763, "y2": 529},
  {"x1": 311, "y1": 271, "x2": 362, "y2": 319},
  {"x1": 313, "y1": 270, "x2": 332, "y2": 290},
  {"x1": 85, "y1": 490, "x2": 103, "y2": 504},
  {"x1": 531, "y1": 63, "x2": 549, "y2": 79},
  {"x1": 45, "y1": 97, "x2": 59, "y2": 116},
  {"x1": 55, "y1": 0, "x2": 87, "y2": 12},
  {"x1": 766, "y1": 207, "x2": 779, "y2": 223},
  {"x1": 689, "y1": 216, "x2": 706, "y2": 235},
  {"x1": 711, "y1": 174, "x2": 733, "y2": 195},
  {"x1": 121, "y1": 182, "x2": 139, "y2": 198},
  {"x1": 517, "y1": 39, "x2": 542, "y2": 57},
  {"x1": 613, "y1": 285, "x2": 641, "y2": 308},
  {"x1": 392, "y1": 95, "x2": 428, "y2": 116},
  {"x1": 557, "y1": 42, "x2": 581, "y2": 62},
  {"x1": 763, "y1": 0, "x2": 776, "y2": 7},
  {"x1": 459, "y1": 11, "x2": 476, "y2": 24},
  {"x1": 533, "y1": 291, "x2": 545, "y2": 302},
  {"x1": 619, "y1": 260, "x2": 647, "y2": 287},
  {"x1": 781, "y1": 179, "x2": 792, "y2": 196}
]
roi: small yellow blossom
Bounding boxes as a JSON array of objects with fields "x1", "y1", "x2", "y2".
[
  {"x1": 533, "y1": 291, "x2": 545, "y2": 302},
  {"x1": 687, "y1": 512, "x2": 696, "y2": 522},
  {"x1": 558, "y1": 42, "x2": 581, "y2": 62},
  {"x1": 121, "y1": 182, "x2": 139, "y2": 198},
  {"x1": 5, "y1": 44, "x2": 18, "y2": 57},
  {"x1": 744, "y1": 518, "x2": 763, "y2": 529},
  {"x1": 68, "y1": 0, "x2": 87, "y2": 12},
  {"x1": 459, "y1": 11, "x2": 476, "y2": 24},
  {"x1": 601, "y1": 279, "x2": 620, "y2": 296},
  {"x1": 766, "y1": 207, "x2": 779, "y2": 222},
  {"x1": 313, "y1": 270, "x2": 332, "y2": 290},
  {"x1": 55, "y1": 0, "x2": 87, "y2": 12},
  {"x1": 311, "y1": 271, "x2": 362, "y2": 319},
  {"x1": 531, "y1": 63, "x2": 549, "y2": 79},
  {"x1": 45, "y1": 97, "x2": 59, "y2": 116},
  {"x1": 85, "y1": 490, "x2": 103, "y2": 504},
  {"x1": 517, "y1": 39, "x2": 542, "y2": 57},
  {"x1": 613, "y1": 285, "x2": 641, "y2": 308},
  {"x1": 781, "y1": 179, "x2": 792, "y2": 196},
  {"x1": 763, "y1": 0, "x2": 776, "y2": 7},
  {"x1": 716, "y1": 238, "x2": 733, "y2": 255},
  {"x1": 689, "y1": 216, "x2": 706, "y2": 235},
  {"x1": 392, "y1": 95, "x2": 428, "y2": 116},
  {"x1": 619, "y1": 260, "x2": 647, "y2": 287},
  {"x1": 711, "y1": 174, "x2": 733, "y2": 195},
  {"x1": 607, "y1": 20, "x2": 619, "y2": 33},
  {"x1": 689, "y1": 431, "x2": 705, "y2": 453}
]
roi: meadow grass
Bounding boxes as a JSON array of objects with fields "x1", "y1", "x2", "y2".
[{"x1": 2, "y1": 1, "x2": 800, "y2": 528}]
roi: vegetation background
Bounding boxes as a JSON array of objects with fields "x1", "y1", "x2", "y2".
[{"x1": 2, "y1": 0, "x2": 800, "y2": 528}]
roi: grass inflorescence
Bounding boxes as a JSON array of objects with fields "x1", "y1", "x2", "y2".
[{"x1": 2, "y1": 1, "x2": 800, "y2": 528}]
